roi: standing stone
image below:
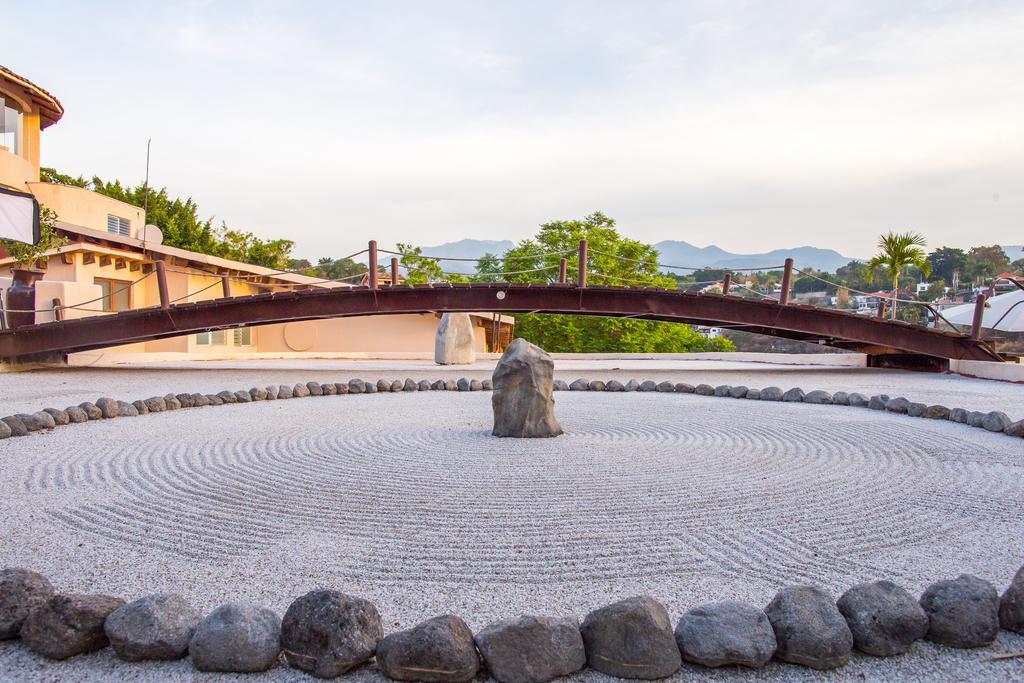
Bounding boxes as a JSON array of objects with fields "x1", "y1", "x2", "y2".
[
  {"x1": 474, "y1": 615, "x2": 584, "y2": 683},
  {"x1": 281, "y1": 590, "x2": 383, "y2": 678},
  {"x1": 804, "y1": 390, "x2": 833, "y2": 405},
  {"x1": 0, "y1": 568, "x2": 55, "y2": 638},
  {"x1": 999, "y1": 565, "x2": 1024, "y2": 634},
  {"x1": 377, "y1": 614, "x2": 479, "y2": 682},
  {"x1": 42, "y1": 408, "x2": 70, "y2": 426},
  {"x1": 919, "y1": 575, "x2": 999, "y2": 648},
  {"x1": 105, "y1": 593, "x2": 201, "y2": 661},
  {"x1": 981, "y1": 411, "x2": 1012, "y2": 432},
  {"x1": 188, "y1": 603, "x2": 281, "y2": 673},
  {"x1": 435, "y1": 313, "x2": 477, "y2": 365},
  {"x1": 580, "y1": 596, "x2": 681, "y2": 679},
  {"x1": 759, "y1": 386, "x2": 783, "y2": 401},
  {"x1": 764, "y1": 586, "x2": 852, "y2": 670},
  {"x1": 674, "y1": 601, "x2": 775, "y2": 669},
  {"x1": 21, "y1": 593, "x2": 125, "y2": 660},
  {"x1": 492, "y1": 339, "x2": 562, "y2": 438},
  {"x1": 837, "y1": 581, "x2": 928, "y2": 656}
]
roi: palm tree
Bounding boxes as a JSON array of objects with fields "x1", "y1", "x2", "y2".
[{"x1": 867, "y1": 231, "x2": 931, "y2": 319}]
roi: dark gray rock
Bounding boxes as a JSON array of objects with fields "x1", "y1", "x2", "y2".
[
  {"x1": 65, "y1": 406, "x2": 90, "y2": 423},
  {"x1": 475, "y1": 615, "x2": 584, "y2": 683},
  {"x1": 674, "y1": 600, "x2": 775, "y2": 669},
  {"x1": 868, "y1": 394, "x2": 890, "y2": 410},
  {"x1": 116, "y1": 401, "x2": 139, "y2": 418},
  {"x1": 132, "y1": 400, "x2": 149, "y2": 415},
  {"x1": 292, "y1": 383, "x2": 311, "y2": 398},
  {"x1": 949, "y1": 407, "x2": 969, "y2": 423},
  {"x1": 431, "y1": 380, "x2": 446, "y2": 391},
  {"x1": 389, "y1": 379, "x2": 402, "y2": 392},
  {"x1": 144, "y1": 397, "x2": 167, "y2": 412},
  {"x1": 78, "y1": 402, "x2": 103, "y2": 420},
  {"x1": 2, "y1": 416, "x2": 28, "y2": 436},
  {"x1": 207, "y1": 394, "x2": 224, "y2": 406},
  {"x1": 192, "y1": 394, "x2": 212, "y2": 407},
  {"x1": 764, "y1": 585, "x2": 852, "y2": 670},
  {"x1": 335, "y1": 383, "x2": 349, "y2": 395},
  {"x1": 713, "y1": 385, "x2": 732, "y2": 398},
  {"x1": 639, "y1": 380, "x2": 658, "y2": 392},
  {"x1": 981, "y1": 411, "x2": 1011, "y2": 432},
  {"x1": 604, "y1": 380, "x2": 624, "y2": 392},
  {"x1": 569, "y1": 379, "x2": 589, "y2": 391},
  {"x1": 0, "y1": 421, "x2": 11, "y2": 439},
  {"x1": 95, "y1": 397, "x2": 120, "y2": 418},
  {"x1": 281, "y1": 590, "x2": 383, "y2": 678},
  {"x1": 15, "y1": 413, "x2": 45, "y2": 431},
  {"x1": 376, "y1": 379, "x2": 390, "y2": 392},
  {"x1": 580, "y1": 596, "x2": 681, "y2": 679},
  {"x1": 470, "y1": 379, "x2": 484, "y2": 391},
  {"x1": 306, "y1": 381, "x2": 323, "y2": 396},
  {"x1": 321, "y1": 383, "x2": 336, "y2": 395},
  {"x1": 837, "y1": 581, "x2": 928, "y2": 656},
  {"x1": 189, "y1": 603, "x2": 281, "y2": 673},
  {"x1": 919, "y1": 575, "x2": 999, "y2": 648},
  {"x1": 278, "y1": 385, "x2": 294, "y2": 399},
  {"x1": 832, "y1": 391, "x2": 850, "y2": 406},
  {"x1": 655, "y1": 381, "x2": 675, "y2": 393},
  {"x1": 163, "y1": 394, "x2": 182, "y2": 410},
  {"x1": 348, "y1": 379, "x2": 365, "y2": 394},
  {"x1": 745, "y1": 388, "x2": 761, "y2": 400},
  {"x1": 403, "y1": 378, "x2": 419, "y2": 392},
  {"x1": 216, "y1": 390, "x2": 237, "y2": 404},
  {"x1": 377, "y1": 614, "x2": 479, "y2": 682},
  {"x1": 675, "y1": 383, "x2": 695, "y2": 393},
  {"x1": 265, "y1": 386, "x2": 280, "y2": 400},
  {"x1": 250, "y1": 387, "x2": 268, "y2": 401},
  {"x1": 804, "y1": 390, "x2": 832, "y2": 405},
  {"x1": 1005, "y1": 420, "x2": 1024, "y2": 438},
  {"x1": 884, "y1": 397, "x2": 910, "y2": 414},
  {"x1": 0, "y1": 568, "x2": 55, "y2": 639},
  {"x1": 31, "y1": 411, "x2": 57, "y2": 429},
  {"x1": 759, "y1": 386, "x2": 783, "y2": 401},
  {"x1": 999, "y1": 565, "x2": 1024, "y2": 634},
  {"x1": 20, "y1": 593, "x2": 125, "y2": 660},
  {"x1": 364, "y1": 381, "x2": 378, "y2": 394},
  {"x1": 907, "y1": 402, "x2": 927, "y2": 418},
  {"x1": 729, "y1": 385, "x2": 749, "y2": 399},
  {"x1": 492, "y1": 339, "x2": 562, "y2": 439},
  {"x1": 588, "y1": 380, "x2": 606, "y2": 392},
  {"x1": 445, "y1": 380, "x2": 459, "y2": 391},
  {"x1": 483, "y1": 379, "x2": 495, "y2": 391},
  {"x1": 967, "y1": 411, "x2": 985, "y2": 427},
  {"x1": 923, "y1": 405, "x2": 950, "y2": 420},
  {"x1": 782, "y1": 388, "x2": 805, "y2": 403},
  {"x1": 418, "y1": 380, "x2": 432, "y2": 391},
  {"x1": 42, "y1": 407, "x2": 70, "y2": 426},
  {"x1": 233, "y1": 390, "x2": 252, "y2": 403},
  {"x1": 175, "y1": 393, "x2": 194, "y2": 408},
  {"x1": 105, "y1": 593, "x2": 201, "y2": 661},
  {"x1": 694, "y1": 384, "x2": 715, "y2": 396},
  {"x1": 624, "y1": 379, "x2": 641, "y2": 391},
  {"x1": 457, "y1": 378, "x2": 471, "y2": 392},
  {"x1": 847, "y1": 393, "x2": 868, "y2": 407}
]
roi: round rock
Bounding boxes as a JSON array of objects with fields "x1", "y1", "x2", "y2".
[
  {"x1": 919, "y1": 574, "x2": 999, "y2": 648},
  {"x1": 804, "y1": 390, "x2": 833, "y2": 405},
  {"x1": 65, "y1": 406, "x2": 89, "y2": 423},
  {"x1": 580, "y1": 595, "x2": 681, "y2": 679},
  {"x1": 0, "y1": 568, "x2": 55, "y2": 639},
  {"x1": 782, "y1": 388, "x2": 805, "y2": 402},
  {"x1": 999, "y1": 565, "x2": 1024, "y2": 634},
  {"x1": 981, "y1": 411, "x2": 1011, "y2": 432},
  {"x1": 638, "y1": 380, "x2": 658, "y2": 392},
  {"x1": 280, "y1": 589, "x2": 383, "y2": 678},
  {"x1": 474, "y1": 615, "x2": 584, "y2": 683},
  {"x1": 837, "y1": 580, "x2": 928, "y2": 656},
  {"x1": 764, "y1": 585, "x2": 852, "y2": 670},
  {"x1": 759, "y1": 386, "x2": 783, "y2": 401},
  {"x1": 674, "y1": 600, "x2": 775, "y2": 669},
  {"x1": 189, "y1": 603, "x2": 281, "y2": 673},
  {"x1": 105, "y1": 593, "x2": 201, "y2": 661},
  {"x1": 21, "y1": 593, "x2": 125, "y2": 660},
  {"x1": 1, "y1": 416, "x2": 28, "y2": 437},
  {"x1": 42, "y1": 408, "x2": 70, "y2": 426},
  {"x1": 377, "y1": 614, "x2": 479, "y2": 682}
]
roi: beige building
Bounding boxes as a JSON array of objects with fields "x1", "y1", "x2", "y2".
[{"x1": 0, "y1": 66, "x2": 511, "y2": 362}]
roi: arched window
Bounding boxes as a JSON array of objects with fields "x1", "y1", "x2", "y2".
[{"x1": 0, "y1": 96, "x2": 23, "y2": 155}]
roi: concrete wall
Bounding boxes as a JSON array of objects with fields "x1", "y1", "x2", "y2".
[
  {"x1": 0, "y1": 149, "x2": 34, "y2": 191},
  {"x1": 27, "y1": 183, "x2": 145, "y2": 235}
]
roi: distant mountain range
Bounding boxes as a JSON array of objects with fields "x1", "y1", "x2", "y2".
[{"x1": 417, "y1": 238, "x2": 858, "y2": 274}]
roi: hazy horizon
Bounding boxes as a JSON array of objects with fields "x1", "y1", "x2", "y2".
[{"x1": 4, "y1": 1, "x2": 1021, "y2": 261}]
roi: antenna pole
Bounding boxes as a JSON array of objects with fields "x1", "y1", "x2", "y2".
[{"x1": 142, "y1": 139, "x2": 151, "y2": 248}]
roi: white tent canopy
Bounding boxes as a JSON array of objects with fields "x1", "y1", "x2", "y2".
[{"x1": 942, "y1": 289, "x2": 1024, "y2": 332}]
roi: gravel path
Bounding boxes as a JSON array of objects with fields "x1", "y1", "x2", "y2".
[{"x1": 1, "y1": 391, "x2": 1022, "y2": 680}]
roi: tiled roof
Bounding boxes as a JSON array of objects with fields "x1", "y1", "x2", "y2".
[{"x1": 0, "y1": 65, "x2": 64, "y2": 128}]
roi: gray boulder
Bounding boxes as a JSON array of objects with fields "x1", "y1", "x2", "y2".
[
  {"x1": 1, "y1": 416, "x2": 28, "y2": 436},
  {"x1": 919, "y1": 575, "x2": 999, "y2": 648},
  {"x1": 15, "y1": 413, "x2": 46, "y2": 431},
  {"x1": 552, "y1": 379, "x2": 569, "y2": 391},
  {"x1": 116, "y1": 401, "x2": 139, "y2": 418},
  {"x1": 163, "y1": 394, "x2": 182, "y2": 410},
  {"x1": 175, "y1": 393, "x2": 194, "y2": 408},
  {"x1": 457, "y1": 378, "x2": 471, "y2": 391},
  {"x1": 377, "y1": 614, "x2": 479, "y2": 682},
  {"x1": 675, "y1": 383, "x2": 695, "y2": 393},
  {"x1": 281, "y1": 590, "x2": 383, "y2": 678},
  {"x1": 292, "y1": 383, "x2": 311, "y2": 398},
  {"x1": 0, "y1": 568, "x2": 55, "y2": 638},
  {"x1": 431, "y1": 380, "x2": 446, "y2": 391},
  {"x1": 588, "y1": 380, "x2": 606, "y2": 392},
  {"x1": 189, "y1": 603, "x2": 281, "y2": 673},
  {"x1": 674, "y1": 601, "x2": 775, "y2": 669},
  {"x1": 694, "y1": 384, "x2": 715, "y2": 396},
  {"x1": 949, "y1": 407, "x2": 970, "y2": 423},
  {"x1": 78, "y1": 402, "x2": 103, "y2": 420},
  {"x1": 418, "y1": 380, "x2": 432, "y2": 391},
  {"x1": 31, "y1": 411, "x2": 57, "y2": 429},
  {"x1": 745, "y1": 388, "x2": 761, "y2": 400},
  {"x1": 278, "y1": 385, "x2": 294, "y2": 399},
  {"x1": 580, "y1": 596, "x2": 681, "y2": 679},
  {"x1": 445, "y1": 380, "x2": 459, "y2": 391},
  {"x1": 999, "y1": 565, "x2": 1024, "y2": 634},
  {"x1": 207, "y1": 394, "x2": 224, "y2": 406},
  {"x1": 482, "y1": 379, "x2": 494, "y2": 391},
  {"x1": 729, "y1": 385, "x2": 749, "y2": 399},
  {"x1": 21, "y1": 593, "x2": 125, "y2": 660},
  {"x1": 639, "y1": 380, "x2": 658, "y2": 392},
  {"x1": 764, "y1": 585, "x2": 852, "y2": 670},
  {"x1": 1005, "y1": 420, "x2": 1024, "y2": 438},
  {"x1": 65, "y1": 406, "x2": 89, "y2": 423},
  {"x1": 981, "y1": 411, "x2": 1012, "y2": 432},
  {"x1": 655, "y1": 381, "x2": 675, "y2": 393},
  {"x1": 364, "y1": 380, "x2": 378, "y2": 394},
  {"x1": 604, "y1": 380, "x2": 624, "y2": 392},
  {"x1": 191, "y1": 394, "x2": 212, "y2": 407},
  {"x1": 390, "y1": 379, "x2": 404, "y2": 392},
  {"x1": 474, "y1": 615, "x2": 584, "y2": 683},
  {"x1": 306, "y1": 381, "x2": 323, "y2": 396},
  {"x1": 848, "y1": 393, "x2": 868, "y2": 407},
  {"x1": 250, "y1": 387, "x2": 268, "y2": 401},
  {"x1": 132, "y1": 400, "x2": 149, "y2": 415},
  {"x1": 403, "y1": 378, "x2": 419, "y2": 392},
  {"x1": 759, "y1": 386, "x2": 783, "y2": 401},
  {"x1": 265, "y1": 385, "x2": 280, "y2": 400},
  {"x1": 782, "y1": 388, "x2": 805, "y2": 402},
  {"x1": 832, "y1": 391, "x2": 850, "y2": 406},
  {"x1": 624, "y1": 379, "x2": 641, "y2": 391},
  {"x1": 216, "y1": 390, "x2": 237, "y2": 404},
  {"x1": 144, "y1": 397, "x2": 167, "y2": 412},
  {"x1": 868, "y1": 394, "x2": 890, "y2": 410},
  {"x1": 470, "y1": 379, "x2": 484, "y2": 391},
  {"x1": 968, "y1": 411, "x2": 985, "y2": 427},
  {"x1": 837, "y1": 581, "x2": 928, "y2": 656},
  {"x1": 348, "y1": 379, "x2": 365, "y2": 394},
  {"x1": 233, "y1": 390, "x2": 251, "y2": 403},
  {"x1": 96, "y1": 397, "x2": 121, "y2": 418},
  {"x1": 923, "y1": 405, "x2": 951, "y2": 420},
  {"x1": 435, "y1": 313, "x2": 477, "y2": 365},
  {"x1": 105, "y1": 593, "x2": 201, "y2": 661},
  {"x1": 884, "y1": 397, "x2": 910, "y2": 414},
  {"x1": 492, "y1": 339, "x2": 562, "y2": 438},
  {"x1": 907, "y1": 402, "x2": 927, "y2": 417},
  {"x1": 804, "y1": 390, "x2": 833, "y2": 405},
  {"x1": 569, "y1": 379, "x2": 589, "y2": 391},
  {"x1": 713, "y1": 385, "x2": 732, "y2": 397},
  {"x1": 42, "y1": 408, "x2": 70, "y2": 426},
  {"x1": 0, "y1": 421, "x2": 10, "y2": 439}
]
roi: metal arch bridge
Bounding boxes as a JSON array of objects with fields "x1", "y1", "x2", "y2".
[{"x1": 0, "y1": 261, "x2": 1002, "y2": 367}]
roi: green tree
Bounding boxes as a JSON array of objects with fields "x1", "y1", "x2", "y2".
[
  {"x1": 965, "y1": 245, "x2": 1010, "y2": 283},
  {"x1": 866, "y1": 231, "x2": 931, "y2": 319},
  {"x1": 927, "y1": 247, "x2": 967, "y2": 286},
  {"x1": 396, "y1": 243, "x2": 468, "y2": 284},
  {"x1": 309, "y1": 256, "x2": 367, "y2": 281}
]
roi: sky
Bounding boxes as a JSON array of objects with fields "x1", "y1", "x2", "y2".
[{"x1": 3, "y1": 1, "x2": 1022, "y2": 261}]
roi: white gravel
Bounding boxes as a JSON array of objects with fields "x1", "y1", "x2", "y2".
[{"x1": 0, "y1": 388, "x2": 1022, "y2": 681}]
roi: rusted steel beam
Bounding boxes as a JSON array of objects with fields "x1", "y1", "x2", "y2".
[
  {"x1": 578, "y1": 240, "x2": 587, "y2": 288},
  {"x1": 368, "y1": 241, "x2": 378, "y2": 290},
  {"x1": 221, "y1": 275, "x2": 231, "y2": 298},
  {"x1": 0, "y1": 284, "x2": 1002, "y2": 362},
  {"x1": 391, "y1": 257, "x2": 399, "y2": 286},
  {"x1": 721, "y1": 273, "x2": 732, "y2": 295},
  {"x1": 559, "y1": 258, "x2": 567, "y2": 284},
  {"x1": 779, "y1": 258, "x2": 793, "y2": 305},
  {"x1": 971, "y1": 294, "x2": 987, "y2": 340},
  {"x1": 155, "y1": 260, "x2": 169, "y2": 310}
]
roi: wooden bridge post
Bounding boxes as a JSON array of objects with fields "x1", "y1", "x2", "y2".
[
  {"x1": 877, "y1": 299, "x2": 887, "y2": 318},
  {"x1": 391, "y1": 257, "x2": 399, "y2": 286},
  {"x1": 559, "y1": 258, "x2": 567, "y2": 284},
  {"x1": 52, "y1": 298, "x2": 63, "y2": 322},
  {"x1": 368, "y1": 241, "x2": 378, "y2": 290},
  {"x1": 971, "y1": 293, "x2": 987, "y2": 340},
  {"x1": 155, "y1": 260, "x2": 170, "y2": 310},
  {"x1": 578, "y1": 240, "x2": 588, "y2": 288},
  {"x1": 722, "y1": 272, "x2": 732, "y2": 295},
  {"x1": 779, "y1": 258, "x2": 793, "y2": 305},
  {"x1": 220, "y1": 274, "x2": 231, "y2": 298}
]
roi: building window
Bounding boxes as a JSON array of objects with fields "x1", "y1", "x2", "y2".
[
  {"x1": 94, "y1": 277, "x2": 132, "y2": 312},
  {"x1": 0, "y1": 97, "x2": 22, "y2": 155},
  {"x1": 107, "y1": 214, "x2": 131, "y2": 236},
  {"x1": 195, "y1": 330, "x2": 227, "y2": 345},
  {"x1": 233, "y1": 327, "x2": 253, "y2": 346}
]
